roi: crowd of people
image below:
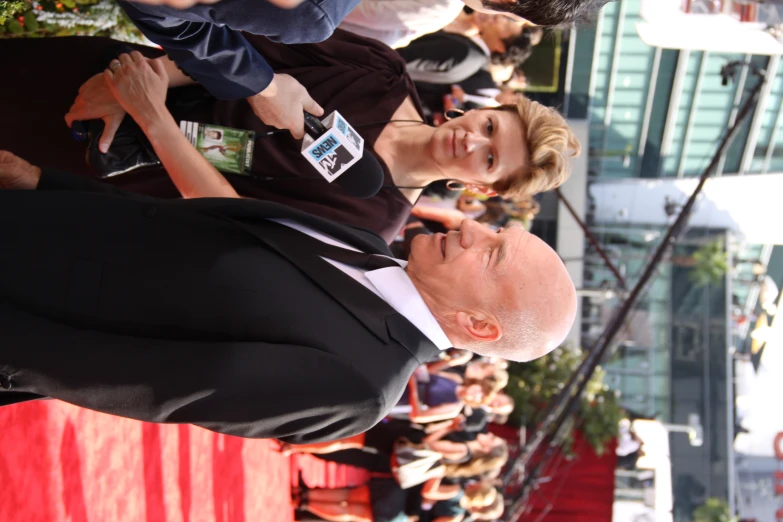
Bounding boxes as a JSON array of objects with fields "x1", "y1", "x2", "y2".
[
  {"x1": 282, "y1": 351, "x2": 514, "y2": 522},
  {"x1": 1, "y1": 0, "x2": 609, "y2": 519}
]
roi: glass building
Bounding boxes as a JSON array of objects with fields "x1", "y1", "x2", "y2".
[{"x1": 553, "y1": 0, "x2": 783, "y2": 519}]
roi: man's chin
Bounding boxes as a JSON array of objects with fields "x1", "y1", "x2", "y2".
[{"x1": 409, "y1": 234, "x2": 427, "y2": 259}]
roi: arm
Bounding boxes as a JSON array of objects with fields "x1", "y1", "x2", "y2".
[
  {"x1": 422, "y1": 416, "x2": 464, "y2": 445},
  {"x1": 105, "y1": 52, "x2": 239, "y2": 199},
  {"x1": 1, "y1": 295, "x2": 389, "y2": 443},
  {"x1": 117, "y1": 0, "x2": 323, "y2": 138},
  {"x1": 142, "y1": 112, "x2": 240, "y2": 198},
  {"x1": 118, "y1": 0, "x2": 273, "y2": 100},
  {"x1": 426, "y1": 349, "x2": 472, "y2": 372},
  {"x1": 411, "y1": 402, "x2": 464, "y2": 424},
  {"x1": 421, "y1": 477, "x2": 462, "y2": 502},
  {"x1": 0, "y1": 150, "x2": 145, "y2": 196},
  {"x1": 156, "y1": 55, "x2": 198, "y2": 88}
]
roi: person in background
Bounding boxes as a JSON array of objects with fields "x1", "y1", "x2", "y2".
[
  {"x1": 294, "y1": 479, "x2": 501, "y2": 522},
  {"x1": 338, "y1": 0, "x2": 609, "y2": 50},
  {"x1": 398, "y1": 13, "x2": 535, "y2": 118}
]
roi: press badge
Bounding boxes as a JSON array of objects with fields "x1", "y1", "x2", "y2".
[{"x1": 180, "y1": 121, "x2": 255, "y2": 175}]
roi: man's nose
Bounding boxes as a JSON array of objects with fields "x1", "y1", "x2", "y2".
[
  {"x1": 459, "y1": 219, "x2": 488, "y2": 247},
  {"x1": 464, "y1": 132, "x2": 490, "y2": 154}
]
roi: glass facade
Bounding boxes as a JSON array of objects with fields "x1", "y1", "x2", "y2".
[
  {"x1": 567, "y1": 0, "x2": 783, "y2": 180},
  {"x1": 566, "y1": 0, "x2": 783, "y2": 518}
]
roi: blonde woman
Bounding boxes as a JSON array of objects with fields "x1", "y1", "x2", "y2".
[
  {"x1": 2, "y1": 30, "x2": 579, "y2": 244},
  {"x1": 282, "y1": 418, "x2": 509, "y2": 483}
]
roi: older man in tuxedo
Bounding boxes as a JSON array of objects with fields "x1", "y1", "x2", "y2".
[{"x1": 0, "y1": 151, "x2": 576, "y2": 443}]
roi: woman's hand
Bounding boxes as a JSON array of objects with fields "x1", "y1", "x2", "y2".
[
  {"x1": 65, "y1": 73, "x2": 127, "y2": 154},
  {"x1": 0, "y1": 151, "x2": 41, "y2": 190},
  {"x1": 450, "y1": 414, "x2": 467, "y2": 431},
  {"x1": 104, "y1": 52, "x2": 169, "y2": 132}
]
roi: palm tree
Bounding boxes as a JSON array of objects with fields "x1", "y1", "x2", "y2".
[
  {"x1": 671, "y1": 240, "x2": 729, "y2": 288},
  {"x1": 692, "y1": 497, "x2": 737, "y2": 522}
]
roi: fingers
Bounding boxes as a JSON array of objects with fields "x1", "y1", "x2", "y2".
[
  {"x1": 104, "y1": 68, "x2": 115, "y2": 83},
  {"x1": 301, "y1": 96, "x2": 324, "y2": 118},
  {"x1": 65, "y1": 97, "x2": 99, "y2": 127},
  {"x1": 0, "y1": 150, "x2": 21, "y2": 165},
  {"x1": 99, "y1": 113, "x2": 124, "y2": 153},
  {"x1": 119, "y1": 53, "x2": 133, "y2": 67},
  {"x1": 130, "y1": 51, "x2": 145, "y2": 64},
  {"x1": 289, "y1": 113, "x2": 305, "y2": 140},
  {"x1": 148, "y1": 57, "x2": 168, "y2": 81},
  {"x1": 77, "y1": 73, "x2": 102, "y2": 94}
]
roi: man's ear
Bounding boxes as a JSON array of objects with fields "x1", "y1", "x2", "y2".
[
  {"x1": 465, "y1": 183, "x2": 498, "y2": 197},
  {"x1": 455, "y1": 311, "x2": 502, "y2": 343}
]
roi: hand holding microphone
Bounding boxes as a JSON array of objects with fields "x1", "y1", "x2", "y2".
[
  {"x1": 300, "y1": 110, "x2": 384, "y2": 199},
  {"x1": 247, "y1": 73, "x2": 324, "y2": 140}
]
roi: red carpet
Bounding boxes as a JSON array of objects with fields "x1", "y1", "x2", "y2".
[{"x1": 0, "y1": 400, "x2": 368, "y2": 522}]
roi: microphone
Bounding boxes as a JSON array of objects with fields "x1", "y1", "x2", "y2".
[{"x1": 301, "y1": 111, "x2": 384, "y2": 199}]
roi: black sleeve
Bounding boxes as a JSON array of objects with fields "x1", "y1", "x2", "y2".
[
  {"x1": 37, "y1": 169, "x2": 155, "y2": 198},
  {"x1": 1, "y1": 301, "x2": 387, "y2": 443}
]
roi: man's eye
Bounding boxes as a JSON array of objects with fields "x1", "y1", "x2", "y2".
[
  {"x1": 488, "y1": 152, "x2": 494, "y2": 169},
  {"x1": 487, "y1": 120, "x2": 494, "y2": 135}
]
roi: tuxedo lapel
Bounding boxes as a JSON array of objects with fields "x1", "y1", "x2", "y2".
[
  {"x1": 385, "y1": 314, "x2": 443, "y2": 364},
  {"x1": 220, "y1": 216, "x2": 394, "y2": 344},
  {"x1": 179, "y1": 198, "x2": 430, "y2": 347}
]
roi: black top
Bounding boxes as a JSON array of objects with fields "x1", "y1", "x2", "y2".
[
  {"x1": 0, "y1": 31, "x2": 424, "y2": 244},
  {"x1": 446, "y1": 408, "x2": 490, "y2": 443}
]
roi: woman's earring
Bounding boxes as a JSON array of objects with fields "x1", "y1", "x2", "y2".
[
  {"x1": 444, "y1": 108, "x2": 465, "y2": 121},
  {"x1": 446, "y1": 180, "x2": 466, "y2": 192}
]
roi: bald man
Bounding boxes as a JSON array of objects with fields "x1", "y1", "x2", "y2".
[{"x1": 0, "y1": 151, "x2": 575, "y2": 442}]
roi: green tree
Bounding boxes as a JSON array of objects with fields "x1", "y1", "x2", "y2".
[
  {"x1": 692, "y1": 497, "x2": 737, "y2": 522},
  {"x1": 671, "y1": 240, "x2": 729, "y2": 288},
  {"x1": 504, "y1": 347, "x2": 623, "y2": 456},
  {"x1": 1, "y1": 0, "x2": 143, "y2": 40}
]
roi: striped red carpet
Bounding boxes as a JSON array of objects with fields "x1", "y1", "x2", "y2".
[{"x1": 0, "y1": 400, "x2": 368, "y2": 522}]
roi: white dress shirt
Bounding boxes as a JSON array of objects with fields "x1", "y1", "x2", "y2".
[
  {"x1": 271, "y1": 219, "x2": 452, "y2": 351},
  {"x1": 339, "y1": 0, "x2": 466, "y2": 49}
]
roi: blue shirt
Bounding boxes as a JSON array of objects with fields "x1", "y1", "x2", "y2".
[
  {"x1": 117, "y1": 0, "x2": 361, "y2": 99},
  {"x1": 398, "y1": 373, "x2": 459, "y2": 408}
]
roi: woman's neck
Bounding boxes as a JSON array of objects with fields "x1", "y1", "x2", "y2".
[
  {"x1": 375, "y1": 120, "x2": 445, "y2": 200},
  {"x1": 443, "y1": 12, "x2": 479, "y2": 37}
]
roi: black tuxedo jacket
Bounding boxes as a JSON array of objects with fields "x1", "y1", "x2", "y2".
[{"x1": 0, "y1": 170, "x2": 442, "y2": 442}]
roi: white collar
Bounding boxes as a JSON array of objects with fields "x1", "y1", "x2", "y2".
[
  {"x1": 270, "y1": 218, "x2": 452, "y2": 351},
  {"x1": 365, "y1": 266, "x2": 453, "y2": 351},
  {"x1": 468, "y1": 34, "x2": 491, "y2": 57}
]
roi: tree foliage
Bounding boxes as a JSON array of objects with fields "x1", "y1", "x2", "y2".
[
  {"x1": 692, "y1": 497, "x2": 737, "y2": 522},
  {"x1": 505, "y1": 347, "x2": 623, "y2": 456},
  {"x1": 0, "y1": 0, "x2": 143, "y2": 40}
]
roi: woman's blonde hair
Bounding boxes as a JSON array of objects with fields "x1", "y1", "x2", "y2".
[
  {"x1": 472, "y1": 492, "x2": 505, "y2": 521},
  {"x1": 463, "y1": 368, "x2": 509, "y2": 406},
  {"x1": 490, "y1": 96, "x2": 580, "y2": 198},
  {"x1": 462, "y1": 371, "x2": 507, "y2": 407},
  {"x1": 462, "y1": 483, "x2": 498, "y2": 509},
  {"x1": 444, "y1": 439, "x2": 509, "y2": 478}
]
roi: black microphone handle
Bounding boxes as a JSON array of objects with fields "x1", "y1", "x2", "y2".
[{"x1": 303, "y1": 111, "x2": 327, "y2": 138}]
